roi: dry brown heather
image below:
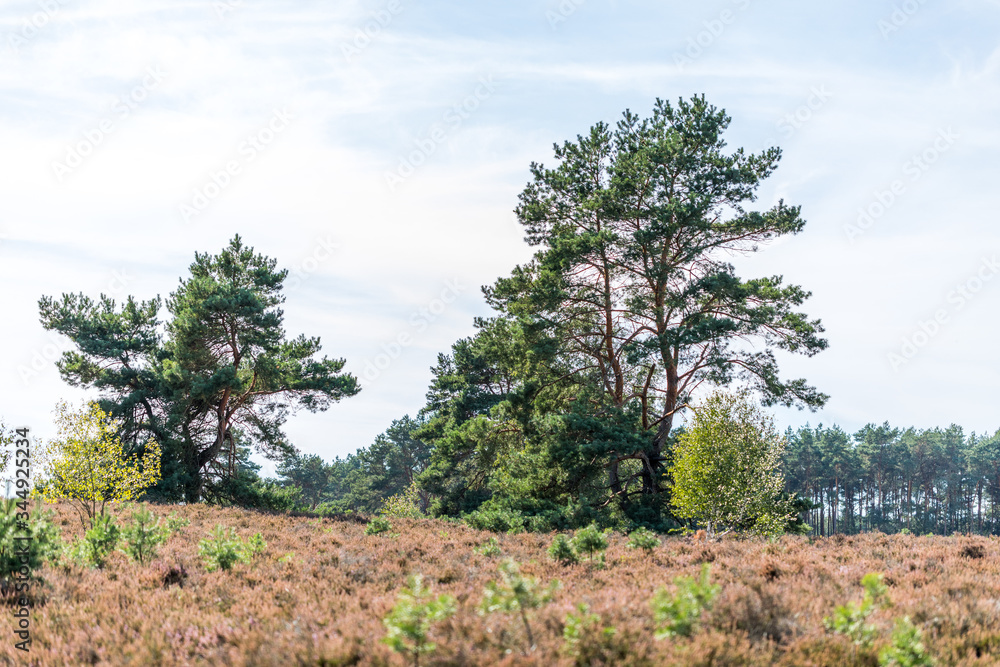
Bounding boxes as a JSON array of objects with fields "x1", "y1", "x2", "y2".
[{"x1": 4, "y1": 504, "x2": 1000, "y2": 666}]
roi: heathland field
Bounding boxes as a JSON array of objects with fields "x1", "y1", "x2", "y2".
[{"x1": 4, "y1": 504, "x2": 1000, "y2": 666}]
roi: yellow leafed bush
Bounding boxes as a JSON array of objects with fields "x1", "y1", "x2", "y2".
[{"x1": 37, "y1": 401, "x2": 161, "y2": 526}]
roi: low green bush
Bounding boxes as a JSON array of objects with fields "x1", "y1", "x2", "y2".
[
  {"x1": 879, "y1": 617, "x2": 933, "y2": 666},
  {"x1": 479, "y1": 559, "x2": 561, "y2": 653},
  {"x1": 548, "y1": 533, "x2": 579, "y2": 565},
  {"x1": 198, "y1": 525, "x2": 267, "y2": 572},
  {"x1": 0, "y1": 499, "x2": 61, "y2": 581},
  {"x1": 824, "y1": 572, "x2": 890, "y2": 647},
  {"x1": 120, "y1": 505, "x2": 171, "y2": 565},
  {"x1": 365, "y1": 516, "x2": 393, "y2": 536},
  {"x1": 626, "y1": 527, "x2": 661, "y2": 552},
  {"x1": 474, "y1": 537, "x2": 502, "y2": 557},
  {"x1": 651, "y1": 564, "x2": 720, "y2": 639},
  {"x1": 382, "y1": 574, "x2": 456, "y2": 667}
]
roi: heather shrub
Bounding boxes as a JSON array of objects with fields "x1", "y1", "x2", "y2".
[
  {"x1": 824, "y1": 572, "x2": 890, "y2": 648},
  {"x1": 651, "y1": 563, "x2": 720, "y2": 639},
  {"x1": 479, "y1": 559, "x2": 560, "y2": 652},
  {"x1": 548, "y1": 533, "x2": 579, "y2": 565},
  {"x1": 198, "y1": 525, "x2": 267, "y2": 571},
  {"x1": 879, "y1": 617, "x2": 933, "y2": 666},
  {"x1": 627, "y1": 526, "x2": 661, "y2": 552},
  {"x1": 0, "y1": 499, "x2": 61, "y2": 582},
  {"x1": 365, "y1": 516, "x2": 393, "y2": 536},
  {"x1": 382, "y1": 574, "x2": 456, "y2": 666},
  {"x1": 714, "y1": 581, "x2": 798, "y2": 644}
]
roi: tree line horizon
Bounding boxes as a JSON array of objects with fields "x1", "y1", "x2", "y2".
[{"x1": 26, "y1": 94, "x2": 987, "y2": 537}]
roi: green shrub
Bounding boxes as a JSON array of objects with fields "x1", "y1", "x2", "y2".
[
  {"x1": 0, "y1": 499, "x2": 61, "y2": 581},
  {"x1": 198, "y1": 525, "x2": 267, "y2": 572},
  {"x1": 382, "y1": 574, "x2": 456, "y2": 666},
  {"x1": 548, "y1": 525, "x2": 611, "y2": 567},
  {"x1": 651, "y1": 564, "x2": 720, "y2": 639},
  {"x1": 120, "y1": 505, "x2": 171, "y2": 565},
  {"x1": 365, "y1": 516, "x2": 393, "y2": 536},
  {"x1": 474, "y1": 537, "x2": 501, "y2": 557},
  {"x1": 244, "y1": 532, "x2": 266, "y2": 558},
  {"x1": 824, "y1": 572, "x2": 890, "y2": 648},
  {"x1": 479, "y1": 559, "x2": 560, "y2": 652},
  {"x1": 203, "y1": 476, "x2": 301, "y2": 512},
  {"x1": 164, "y1": 512, "x2": 190, "y2": 533},
  {"x1": 879, "y1": 617, "x2": 933, "y2": 666},
  {"x1": 572, "y1": 523, "x2": 610, "y2": 568},
  {"x1": 626, "y1": 527, "x2": 661, "y2": 552},
  {"x1": 68, "y1": 513, "x2": 120, "y2": 569},
  {"x1": 548, "y1": 533, "x2": 579, "y2": 565},
  {"x1": 463, "y1": 505, "x2": 528, "y2": 534},
  {"x1": 380, "y1": 483, "x2": 424, "y2": 519}
]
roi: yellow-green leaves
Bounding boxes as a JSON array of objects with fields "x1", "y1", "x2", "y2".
[
  {"x1": 668, "y1": 390, "x2": 795, "y2": 538},
  {"x1": 39, "y1": 401, "x2": 161, "y2": 525}
]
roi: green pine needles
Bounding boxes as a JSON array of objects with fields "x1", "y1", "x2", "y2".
[
  {"x1": 382, "y1": 574, "x2": 456, "y2": 667},
  {"x1": 651, "y1": 564, "x2": 720, "y2": 639},
  {"x1": 197, "y1": 525, "x2": 266, "y2": 572},
  {"x1": 824, "y1": 572, "x2": 890, "y2": 648},
  {"x1": 0, "y1": 499, "x2": 60, "y2": 580},
  {"x1": 479, "y1": 559, "x2": 560, "y2": 652},
  {"x1": 626, "y1": 527, "x2": 661, "y2": 552},
  {"x1": 547, "y1": 524, "x2": 611, "y2": 568}
]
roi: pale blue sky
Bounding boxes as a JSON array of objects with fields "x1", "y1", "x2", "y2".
[{"x1": 2, "y1": 0, "x2": 998, "y2": 475}]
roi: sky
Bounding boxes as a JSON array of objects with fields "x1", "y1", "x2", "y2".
[{"x1": 1, "y1": 0, "x2": 998, "y2": 476}]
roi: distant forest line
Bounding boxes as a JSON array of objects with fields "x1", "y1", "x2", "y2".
[
  {"x1": 271, "y1": 418, "x2": 1000, "y2": 538},
  {"x1": 783, "y1": 423, "x2": 1000, "y2": 536}
]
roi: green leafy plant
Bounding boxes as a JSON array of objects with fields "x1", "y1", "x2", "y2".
[
  {"x1": 474, "y1": 537, "x2": 501, "y2": 557},
  {"x1": 651, "y1": 564, "x2": 720, "y2": 639},
  {"x1": 0, "y1": 499, "x2": 61, "y2": 582},
  {"x1": 626, "y1": 526, "x2": 661, "y2": 552},
  {"x1": 824, "y1": 573, "x2": 891, "y2": 648},
  {"x1": 197, "y1": 525, "x2": 267, "y2": 572},
  {"x1": 668, "y1": 390, "x2": 796, "y2": 538},
  {"x1": 562, "y1": 603, "x2": 618, "y2": 662},
  {"x1": 879, "y1": 617, "x2": 933, "y2": 666},
  {"x1": 380, "y1": 482, "x2": 424, "y2": 519},
  {"x1": 548, "y1": 533, "x2": 579, "y2": 565},
  {"x1": 382, "y1": 574, "x2": 456, "y2": 667},
  {"x1": 479, "y1": 559, "x2": 560, "y2": 653},
  {"x1": 119, "y1": 505, "x2": 170, "y2": 565},
  {"x1": 365, "y1": 516, "x2": 393, "y2": 536}
]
